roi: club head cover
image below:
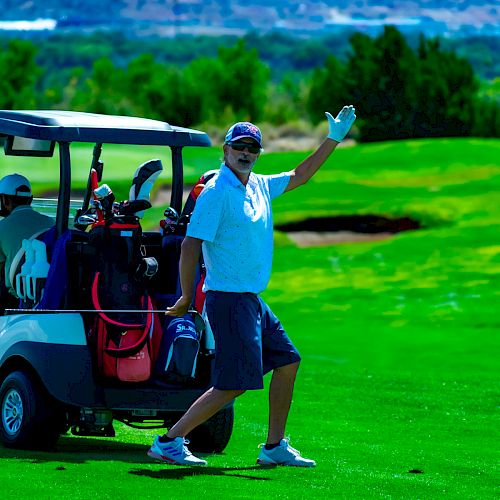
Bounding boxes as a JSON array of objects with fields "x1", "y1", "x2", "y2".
[
  {"x1": 119, "y1": 199, "x2": 152, "y2": 216},
  {"x1": 129, "y1": 159, "x2": 163, "y2": 218},
  {"x1": 135, "y1": 256, "x2": 159, "y2": 280}
]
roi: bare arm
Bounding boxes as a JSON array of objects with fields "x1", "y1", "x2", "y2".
[
  {"x1": 285, "y1": 138, "x2": 338, "y2": 192},
  {"x1": 285, "y1": 106, "x2": 356, "y2": 193},
  {"x1": 166, "y1": 236, "x2": 203, "y2": 317}
]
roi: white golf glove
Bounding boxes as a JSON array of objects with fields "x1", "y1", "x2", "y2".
[{"x1": 325, "y1": 105, "x2": 356, "y2": 143}]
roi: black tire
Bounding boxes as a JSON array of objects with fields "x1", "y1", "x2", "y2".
[
  {"x1": 0, "y1": 370, "x2": 63, "y2": 449},
  {"x1": 187, "y1": 405, "x2": 234, "y2": 453}
]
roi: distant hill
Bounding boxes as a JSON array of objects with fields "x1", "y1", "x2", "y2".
[
  {"x1": 0, "y1": 0, "x2": 498, "y2": 38},
  {"x1": 0, "y1": 1, "x2": 497, "y2": 80}
]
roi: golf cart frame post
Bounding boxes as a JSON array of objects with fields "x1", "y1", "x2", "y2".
[{"x1": 58, "y1": 141, "x2": 71, "y2": 236}]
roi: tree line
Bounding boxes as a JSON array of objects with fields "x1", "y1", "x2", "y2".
[{"x1": 0, "y1": 26, "x2": 498, "y2": 141}]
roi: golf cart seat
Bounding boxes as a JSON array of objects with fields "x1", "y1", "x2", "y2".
[
  {"x1": 8, "y1": 227, "x2": 74, "y2": 310},
  {"x1": 8, "y1": 227, "x2": 54, "y2": 303}
]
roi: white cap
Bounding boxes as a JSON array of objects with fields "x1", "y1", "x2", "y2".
[{"x1": 0, "y1": 174, "x2": 32, "y2": 197}]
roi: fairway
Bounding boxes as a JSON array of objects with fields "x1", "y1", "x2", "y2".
[{"x1": 0, "y1": 138, "x2": 498, "y2": 499}]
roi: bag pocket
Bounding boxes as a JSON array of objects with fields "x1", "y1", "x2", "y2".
[{"x1": 155, "y1": 316, "x2": 200, "y2": 383}]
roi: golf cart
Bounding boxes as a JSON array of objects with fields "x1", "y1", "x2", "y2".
[{"x1": 0, "y1": 110, "x2": 233, "y2": 451}]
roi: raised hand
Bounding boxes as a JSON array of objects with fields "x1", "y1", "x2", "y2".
[{"x1": 325, "y1": 105, "x2": 356, "y2": 143}]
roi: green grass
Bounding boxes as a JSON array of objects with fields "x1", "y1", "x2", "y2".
[{"x1": 0, "y1": 138, "x2": 499, "y2": 498}]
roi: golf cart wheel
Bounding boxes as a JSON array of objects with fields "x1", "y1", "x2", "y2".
[
  {"x1": 187, "y1": 406, "x2": 234, "y2": 453},
  {"x1": 0, "y1": 370, "x2": 62, "y2": 449}
]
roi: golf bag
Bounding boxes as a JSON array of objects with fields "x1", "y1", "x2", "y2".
[
  {"x1": 89, "y1": 219, "x2": 155, "y2": 382},
  {"x1": 85, "y1": 160, "x2": 162, "y2": 382}
]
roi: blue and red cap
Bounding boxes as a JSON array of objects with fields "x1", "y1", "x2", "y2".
[{"x1": 224, "y1": 122, "x2": 263, "y2": 148}]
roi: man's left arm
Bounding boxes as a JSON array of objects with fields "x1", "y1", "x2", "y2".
[{"x1": 285, "y1": 106, "x2": 356, "y2": 192}]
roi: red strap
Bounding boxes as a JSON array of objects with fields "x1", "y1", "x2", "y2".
[
  {"x1": 91, "y1": 221, "x2": 140, "y2": 229},
  {"x1": 194, "y1": 273, "x2": 206, "y2": 314},
  {"x1": 92, "y1": 270, "x2": 153, "y2": 356},
  {"x1": 91, "y1": 272, "x2": 145, "y2": 328},
  {"x1": 104, "y1": 301, "x2": 152, "y2": 357},
  {"x1": 90, "y1": 168, "x2": 104, "y2": 223}
]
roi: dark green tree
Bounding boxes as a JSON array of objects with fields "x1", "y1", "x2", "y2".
[
  {"x1": 413, "y1": 37, "x2": 450, "y2": 137},
  {"x1": 124, "y1": 54, "x2": 203, "y2": 126},
  {"x1": 215, "y1": 39, "x2": 270, "y2": 122},
  {"x1": 370, "y1": 26, "x2": 418, "y2": 140},
  {"x1": 183, "y1": 39, "x2": 269, "y2": 124},
  {"x1": 341, "y1": 28, "x2": 485, "y2": 141},
  {"x1": 307, "y1": 55, "x2": 349, "y2": 125},
  {"x1": 344, "y1": 26, "x2": 418, "y2": 141},
  {"x1": 471, "y1": 97, "x2": 500, "y2": 137},
  {"x1": 415, "y1": 36, "x2": 479, "y2": 137},
  {"x1": 439, "y1": 50, "x2": 478, "y2": 136},
  {"x1": 183, "y1": 56, "x2": 226, "y2": 123},
  {"x1": 0, "y1": 40, "x2": 39, "y2": 109},
  {"x1": 264, "y1": 74, "x2": 303, "y2": 125},
  {"x1": 344, "y1": 32, "x2": 380, "y2": 137},
  {"x1": 71, "y1": 57, "x2": 130, "y2": 115}
]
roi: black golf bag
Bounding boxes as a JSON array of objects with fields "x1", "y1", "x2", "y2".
[{"x1": 83, "y1": 160, "x2": 163, "y2": 382}]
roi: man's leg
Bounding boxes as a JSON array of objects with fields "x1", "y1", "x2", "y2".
[
  {"x1": 257, "y1": 300, "x2": 314, "y2": 467},
  {"x1": 148, "y1": 387, "x2": 245, "y2": 466},
  {"x1": 148, "y1": 292, "x2": 262, "y2": 465},
  {"x1": 266, "y1": 361, "x2": 299, "y2": 444},
  {"x1": 166, "y1": 387, "x2": 245, "y2": 438},
  {"x1": 258, "y1": 360, "x2": 315, "y2": 467}
]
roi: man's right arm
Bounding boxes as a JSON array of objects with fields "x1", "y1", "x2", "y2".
[
  {"x1": 166, "y1": 236, "x2": 203, "y2": 317},
  {"x1": 284, "y1": 106, "x2": 356, "y2": 192}
]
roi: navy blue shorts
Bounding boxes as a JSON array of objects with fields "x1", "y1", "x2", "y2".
[{"x1": 205, "y1": 291, "x2": 301, "y2": 390}]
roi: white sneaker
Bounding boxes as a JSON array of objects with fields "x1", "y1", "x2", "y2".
[
  {"x1": 147, "y1": 436, "x2": 207, "y2": 466},
  {"x1": 257, "y1": 438, "x2": 316, "y2": 467}
]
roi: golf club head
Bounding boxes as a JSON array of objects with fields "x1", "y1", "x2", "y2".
[
  {"x1": 75, "y1": 213, "x2": 98, "y2": 226},
  {"x1": 161, "y1": 207, "x2": 180, "y2": 234},
  {"x1": 164, "y1": 206, "x2": 179, "y2": 221}
]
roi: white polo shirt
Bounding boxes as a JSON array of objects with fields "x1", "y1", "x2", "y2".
[{"x1": 186, "y1": 164, "x2": 290, "y2": 293}]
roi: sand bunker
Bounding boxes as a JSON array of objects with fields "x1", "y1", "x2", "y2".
[{"x1": 276, "y1": 215, "x2": 420, "y2": 247}]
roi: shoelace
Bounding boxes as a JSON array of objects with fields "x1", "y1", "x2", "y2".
[
  {"x1": 182, "y1": 438, "x2": 193, "y2": 456},
  {"x1": 159, "y1": 436, "x2": 193, "y2": 456},
  {"x1": 258, "y1": 438, "x2": 301, "y2": 457},
  {"x1": 281, "y1": 438, "x2": 301, "y2": 457}
]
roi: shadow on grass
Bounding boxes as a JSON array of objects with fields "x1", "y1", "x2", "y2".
[
  {"x1": 129, "y1": 465, "x2": 273, "y2": 481},
  {"x1": 1, "y1": 436, "x2": 274, "y2": 480},
  {"x1": 0, "y1": 435, "x2": 155, "y2": 465}
]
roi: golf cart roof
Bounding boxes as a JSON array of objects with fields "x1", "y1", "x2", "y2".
[{"x1": 0, "y1": 110, "x2": 211, "y2": 147}]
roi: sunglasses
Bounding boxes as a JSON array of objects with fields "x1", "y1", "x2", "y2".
[{"x1": 226, "y1": 141, "x2": 261, "y2": 154}]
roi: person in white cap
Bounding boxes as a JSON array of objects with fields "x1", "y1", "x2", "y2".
[
  {"x1": 0, "y1": 173, "x2": 53, "y2": 306},
  {"x1": 147, "y1": 106, "x2": 356, "y2": 467}
]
